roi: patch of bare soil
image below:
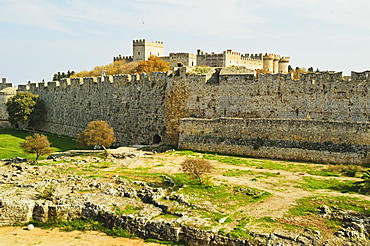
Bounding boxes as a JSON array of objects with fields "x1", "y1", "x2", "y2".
[
  {"x1": 144, "y1": 151, "x2": 370, "y2": 219},
  {"x1": 0, "y1": 226, "x2": 161, "y2": 246}
]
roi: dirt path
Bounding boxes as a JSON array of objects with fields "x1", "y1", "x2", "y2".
[
  {"x1": 149, "y1": 153, "x2": 370, "y2": 218},
  {"x1": 3, "y1": 148, "x2": 369, "y2": 244},
  {"x1": 0, "y1": 226, "x2": 161, "y2": 246}
]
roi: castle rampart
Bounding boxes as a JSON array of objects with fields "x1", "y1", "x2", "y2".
[
  {"x1": 12, "y1": 68, "x2": 370, "y2": 164},
  {"x1": 25, "y1": 73, "x2": 170, "y2": 145},
  {"x1": 0, "y1": 78, "x2": 16, "y2": 127},
  {"x1": 178, "y1": 118, "x2": 370, "y2": 164}
]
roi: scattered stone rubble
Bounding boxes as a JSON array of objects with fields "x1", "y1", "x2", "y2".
[{"x1": 0, "y1": 156, "x2": 369, "y2": 246}]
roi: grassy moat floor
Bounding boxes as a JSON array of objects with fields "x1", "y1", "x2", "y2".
[{"x1": 1, "y1": 128, "x2": 370, "y2": 245}]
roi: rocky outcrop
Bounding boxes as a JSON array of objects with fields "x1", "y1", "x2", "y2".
[
  {"x1": 1, "y1": 192, "x2": 369, "y2": 245},
  {"x1": 0, "y1": 159, "x2": 369, "y2": 246},
  {"x1": 319, "y1": 205, "x2": 370, "y2": 244}
]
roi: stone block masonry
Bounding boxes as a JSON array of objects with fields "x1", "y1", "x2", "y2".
[
  {"x1": 0, "y1": 78, "x2": 17, "y2": 127},
  {"x1": 178, "y1": 118, "x2": 370, "y2": 164},
  {"x1": 22, "y1": 73, "x2": 169, "y2": 145},
  {"x1": 15, "y1": 68, "x2": 370, "y2": 163}
]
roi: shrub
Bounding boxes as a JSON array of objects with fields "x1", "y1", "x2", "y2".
[
  {"x1": 20, "y1": 133, "x2": 54, "y2": 163},
  {"x1": 181, "y1": 158, "x2": 214, "y2": 185}
]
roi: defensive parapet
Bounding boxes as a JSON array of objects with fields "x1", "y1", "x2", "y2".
[
  {"x1": 351, "y1": 70, "x2": 370, "y2": 81},
  {"x1": 0, "y1": 78, "x2": 13, "y2": 90},
  {"x1": 0, "y1": 79, "x2": 16, "y2": 128},
  {"x1": 167, "y1": 53, "x2": 197, "y2": 67},
  {"x1": 278, "y1": 57, "x2": 290, "y2": 73},
  {"x1": 224, "y1": 49, "x2": 242, "y2": 56},
  {"x1": 300, "y1": 71, "x2": 343, "y2": 83},
  {"x1": 242, "y1": 53, "x2": 263, "y2": 60},
  {"x1": 20, "y1": 71, "x2": 171, "y2": 94},
  {"x1": 263, "y1": 54, "x2": 275, "y2": 72},
  {"x1": 113, "y1": 55, "x2": 133, "y2": 62},
  {"x1": 258, "y1": 73, "x2": 293, "y2": 82},
  {"x1": 133, "y1": 39, "x2": 164, "y2": 46}
]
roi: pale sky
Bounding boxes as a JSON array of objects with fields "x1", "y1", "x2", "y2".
[{"x1": 1, "y1": 0, "x2": 370, "y2": 85}]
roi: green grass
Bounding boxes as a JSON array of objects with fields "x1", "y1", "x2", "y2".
[
  {"x1": 0, "y1": 128, "x2": 79, "y2": 159},
  {"x1": 168, "y1": 173, "x2": 271, "y2": 222},
  {"x1": 227, "y1": 217, "x2": 252, "y2": 239},
  {"x1": 296, "y1": 177, "x2": 357, "y2": 193},
  {"x1": 223, "y1": 169, "x2": 254, "y2": 177},
  {"x1": 288, "y1": 196, "x2": 370, "y2": 216},
  {"x1": 27, "y1": 219, "x2": 136, "y2": 238},
  {"x1": 144, "y1": 239, "x2": 186, "y2": 245},
  {"x1": 307, "y1": 170, "x2": 340, "y2": 177},
  {"x1": 203, "y1": 153, "x2": 312, "y2": 172},
  {"x1": 200, "y1": 152, "x2": 366, "y2": 178},
  {"x1": 113, "y1": 204, "x2": 142, "y2": 215},
  {"x1": 223, "y1": 169, "x2": 281, "y2": 180}
]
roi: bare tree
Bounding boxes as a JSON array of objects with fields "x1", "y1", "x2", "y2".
[{"x1": 181, "y1": 158, "x2": 214, "y2": 185}]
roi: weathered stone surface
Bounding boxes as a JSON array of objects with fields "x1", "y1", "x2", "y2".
[
  {"x1": 1, "y1": 158, "x2": 370, "y2": 245},
  {"x1": 0, "y1": 199, "x2": 35, "y2": 226}
]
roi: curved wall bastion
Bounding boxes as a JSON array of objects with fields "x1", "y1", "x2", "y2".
[{"x1": 7, "y1": 68, "x2": 370, "y2": 164}]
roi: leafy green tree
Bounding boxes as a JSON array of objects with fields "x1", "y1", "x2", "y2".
[
  {"x1": 77, "y1": 121, "x2": 116, "y2": 154},
  {"x1": 20, "y1": 133, "x2": 54, "y2": 163},
  {"x1": 28, "y1": 99, "x2": 46, "y2": 128},
  {"x1": 52, "y1": 70, "x2": 75, "y2": 81},
  {"x1": 181, "y1": 158, "x2": 214, "y2": 185},
  {"x1": 5, "y1": 91, "x2": 45, "y2": 127}
]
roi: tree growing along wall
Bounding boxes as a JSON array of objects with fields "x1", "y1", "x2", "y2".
[
  {"x1": 20, "y1": 133, "x2": 54, "y2": 163},
  {"x1": 5, "y1": 91, "x2": 46, "y2": 128},
  {"x1": 77, "y1": 121, "x2": 116, "y2": 155}
]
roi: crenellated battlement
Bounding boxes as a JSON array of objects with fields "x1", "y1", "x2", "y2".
[
  {"x1": 169, "y1": 52, "x2": 196, "y2": 58},
  {"x1": 113, "y1": 55, "x2": 133, "y2": 62},
  {"x1": 280, "y1": 57, "x2": 290, "y2": 62},
  {"x1": 242, "y1": 53, "x2": 263, "y2": 60},
  {"x1": 351, "y1": 70, "x2": 370, "y2": 81},
  {"x1": 224, "y1": 49, "x2": 241, "y2": 56},
  {"x1": 17, "y1": 69, "x2": 370, "y2": 93},
  {"x1": 19, "y1": 72, "x2": 173, "y2": 93},
  {"x1": 258, "y1": 73, "x2": 293, "y2": 82},
  {"x1": 263, "y1": 54, "x2": 276, "y2": 60},
  {"x1": 300, "y1": 71, "x2": 343, "y2": 82},
  {"x1": 9, "y1": 66, "x2": 370, "y2": 155},
  {"x1": 133, "y1": 39, "x2": 164, "y2": 45}
]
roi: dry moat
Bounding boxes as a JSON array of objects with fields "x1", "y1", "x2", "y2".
[{"x1": 0, "y1": 147, "x2": 369, "y2": 246}]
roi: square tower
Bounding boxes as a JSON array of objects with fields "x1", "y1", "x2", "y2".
[{"x1": 132, "y1": 39, "x2": 165, "y2": 62}]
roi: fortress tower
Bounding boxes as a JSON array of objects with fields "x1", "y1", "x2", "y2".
[
  {"x1": 0, "y1": 78, "x2": 16, "y2": 128},
  {"x1": 278, "y1": 57, "x2": 291, "y2": 73},
  {"x1": 133, "y1": 39, "x2": 165, "y2": 62},
  {"x1": 113, "y1": 39, "x2": 290, "y2": 73},
  {"x1": 263, "y1": 54, "x2": 290, "y2": 73},
  {"x1": 263, "y1": 54, "x2": 275, "y2": 72}
]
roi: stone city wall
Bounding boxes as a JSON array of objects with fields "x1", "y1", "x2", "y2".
[
  {"x1": 15, "y1": 68, "x2": 370, "y2": 157},
  {"x1": 0, "y1": 78, "x2": 16, "y2": 127},
  {"x1": 179, "y1": 71, "x2": 370, "y2": 122},
  {"x1": 178, "y1": 118, "x2": 370, "y2": 164},
  {"x1": 20, "y1": 73, "x2": 169, "y2": 145},
  {"x1": 164, "y1": 69, "x2": 370, "y2": 147}
]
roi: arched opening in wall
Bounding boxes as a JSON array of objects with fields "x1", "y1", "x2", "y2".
[{"x1": 153, "y1": 135, "x2": 162, "y2": 144}]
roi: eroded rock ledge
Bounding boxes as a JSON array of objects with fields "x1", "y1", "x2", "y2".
[{"x1": 0, "y1": 161, "x2": 369, "y2": 245}]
